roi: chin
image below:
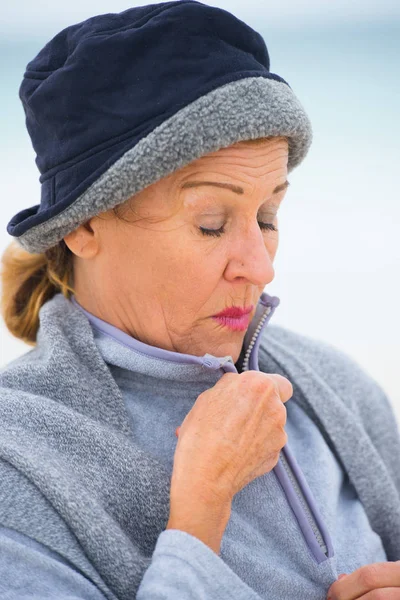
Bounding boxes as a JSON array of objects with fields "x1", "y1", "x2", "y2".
[{"x1": 216, "y1": 341, "x2": 242, "y2": 364}]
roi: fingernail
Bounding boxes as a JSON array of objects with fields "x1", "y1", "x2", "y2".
[{"x1": 338, "y1": 574, "x2": 347, "y2": 580}]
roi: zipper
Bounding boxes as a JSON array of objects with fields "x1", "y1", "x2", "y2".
[
  {"x1": 279, "y1": 448, "x2": 328, "y2": 555},
  {"x1": 241, "y1": 303, "x2": 332, "y2": 564},
  {"x1": 242, "y1": 305, "x2": 272, "y2": 372}
]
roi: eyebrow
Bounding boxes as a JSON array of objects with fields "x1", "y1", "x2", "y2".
[{"x1": 180, "y1": 179, "x2": 290, "y2": 195}]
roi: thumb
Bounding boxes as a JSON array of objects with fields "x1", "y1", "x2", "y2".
[{"x1": 267, "y1": 373, "x2": 293, "y2": 404}]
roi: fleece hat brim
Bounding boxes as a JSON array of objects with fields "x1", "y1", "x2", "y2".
[{"x1": 7, "y1": 0, "x2": 313, "y2": 254}]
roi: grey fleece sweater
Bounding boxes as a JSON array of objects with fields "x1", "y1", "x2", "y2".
[{"x1": 0, "y1": 291, "x2": 399, "y2": 600}]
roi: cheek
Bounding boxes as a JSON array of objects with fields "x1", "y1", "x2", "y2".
[
  {"x1": 121, "y1": 227, "x2": 211, "y2": 285},
  {"x1": 154, "y1": 233, "x2": 226, "y2": 302},
  {"x1": 111, "y1": 223, "x2": 227, "y2": 303},
  {"x1": 103, "y1": 227, "x2": 163, "y2": 291},
  {"x1": 162, "y1": 241, "x2": 223, "y2": 286}
]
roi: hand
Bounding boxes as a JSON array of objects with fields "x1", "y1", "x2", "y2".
[
  {"x1": 170, "y1": 371, "x2": 292, "y2": 555},
  {"x1": 327, "y1": 562, "x2": 400, "y2": 599},
  {"x1": 172, "y1": 371, "x2": 292, "y2": 508}
]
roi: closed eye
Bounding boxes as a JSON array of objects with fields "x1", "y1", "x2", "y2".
[{"x1": 199, "y1": 221, "x2": 278, "y2": 238}]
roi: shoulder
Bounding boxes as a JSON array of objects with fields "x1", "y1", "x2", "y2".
[
  {"x1": 260, "y1": 322, "x2": 399, "y2": 433},
  {"x1": 262, "y1": 323, "x2": 385, "y2": 403},
  {"x1": 264, "y1": 322, "x2": 357, "y2": 372},
  {"x1": 261, "y1": 323, "x2": 400, "y2": 486}
]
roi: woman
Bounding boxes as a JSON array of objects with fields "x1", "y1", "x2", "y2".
[{"x1": 1, "y1": 2, "x2": 400, "y2": 599}]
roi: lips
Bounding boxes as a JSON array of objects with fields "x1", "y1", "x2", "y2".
[
  {"x1": 213, "y1": 305, "x2": 254, "y2": 318},
  {"x1": 212, "y1": 305, "x2": 254, "y2": 332}
]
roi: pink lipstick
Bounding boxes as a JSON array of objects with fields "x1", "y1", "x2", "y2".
[{"x1": 212, "y1": 305, "x2": 254, "y2": 331}]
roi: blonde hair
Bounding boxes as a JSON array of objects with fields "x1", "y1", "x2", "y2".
[{"x1": 0, "y1": 136, "x2": 286, "y2": 345}]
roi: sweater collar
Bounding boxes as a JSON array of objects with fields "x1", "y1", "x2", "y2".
[{"x1": 69, "y1": 291, "x2": 280, "y2": 380}]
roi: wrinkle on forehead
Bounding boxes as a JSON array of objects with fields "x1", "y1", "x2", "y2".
[
  {"x1": 176, "y1": 143, "x2": 289, "y2": 211},
  {"x1": 137, "y1": 137, "x2": 289, "y2": 215}
]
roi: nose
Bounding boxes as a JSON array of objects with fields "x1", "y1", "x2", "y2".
[{"x1": 223, "y1": 222, "x2": 276, "y2": 286}]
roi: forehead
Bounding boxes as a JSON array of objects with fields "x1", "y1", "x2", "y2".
[{"x1": 152, "y1": 138, "x2": 289, "y2": 212}]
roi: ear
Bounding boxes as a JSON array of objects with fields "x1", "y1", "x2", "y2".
[{"x1": 63, "y1": 219, "x2": 99, "y2": 258}]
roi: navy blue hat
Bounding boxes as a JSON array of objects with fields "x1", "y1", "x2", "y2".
[{"x1": 7, "y1": 0, "x2": 313, "y2": 254}]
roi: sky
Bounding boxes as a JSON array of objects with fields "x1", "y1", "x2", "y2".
[
  {"x1": 1, "y1": 1, "x2": 399, "y2": 421},
  {"x1": 1, "y1": 0, "x2": 400, "y2": 38}
]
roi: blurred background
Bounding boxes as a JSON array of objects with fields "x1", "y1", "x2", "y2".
[{"x1": 1, "y1": 1, "x2": 399, "y2": 420}]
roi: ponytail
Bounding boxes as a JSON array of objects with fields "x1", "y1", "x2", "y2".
[{"x1": 0, "y1": 240, "x2": 75, "y2": 346}]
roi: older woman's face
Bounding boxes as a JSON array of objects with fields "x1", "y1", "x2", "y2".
[{"x1": 64, "y1": 136, "x2": 289, "y2": 363}]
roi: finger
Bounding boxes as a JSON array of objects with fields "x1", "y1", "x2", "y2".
[
  {"x1": 327, "y1": 562, "x2": 400, "y2": 600},
  {"x1": 268, "y1": 374, "x2": 293, "y2": 403},
  {"x1": 175, "y1": 426, "x2": 181, "y2": 437}
]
